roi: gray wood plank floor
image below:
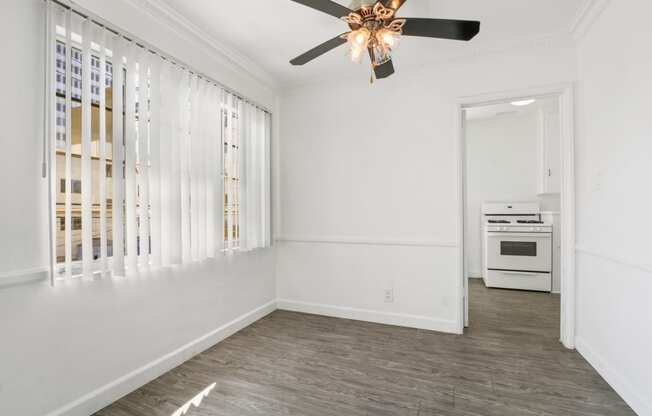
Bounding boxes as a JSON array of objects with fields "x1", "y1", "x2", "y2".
[{"x1": 95, "y1": 280, "x2": 635, "y2": 416}]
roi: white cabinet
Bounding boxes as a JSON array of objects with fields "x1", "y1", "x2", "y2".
[{"x1": 537, "y1": 110, "x2": 561, "y2": 195}]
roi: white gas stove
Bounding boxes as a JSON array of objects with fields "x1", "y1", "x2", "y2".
[{"x1": 481, "y1": 202, "x2": 552, "y2": 292}]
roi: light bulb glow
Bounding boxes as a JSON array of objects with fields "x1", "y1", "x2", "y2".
[
  {"x1": 347, "y1": 28, "x2": 371, "y2": 50},
  {"x1": 379, "y1": 29, "x2": 398, "y2": 48},
  {"x1": 511, "y1": 99, "x2": 536, "y2": 107},
  {"x1": 383, "y1": 33, "x2": 395, "y2": 47},
  {"x1": 375, "y1": 29, "x2": 400, "y2": 52},
  {"x1": 349, "y1": 46, "x2": 364, "y2": 64}
]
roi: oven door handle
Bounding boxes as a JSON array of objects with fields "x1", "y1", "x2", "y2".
[
  {"x1": 487, "y1": 232, "x2": 551, "y2": 239},
  {"x1": 497, "y1": 270, "x2": 543, "y2": 276}
]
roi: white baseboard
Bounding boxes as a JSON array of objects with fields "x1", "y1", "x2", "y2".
[
  {"x1": 45, "y1": 300, "x2": 277, "y2": 416},
  {"x1": 576, "y1": 337, "x2": 650, "y2": 416},
  {"x1": 277, "y1": 299, "x2": 460, "y2": 334}
]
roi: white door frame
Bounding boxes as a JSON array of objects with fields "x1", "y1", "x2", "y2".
[{"x1": 455, "y1": 83, "x2": 576, "y2": 349}]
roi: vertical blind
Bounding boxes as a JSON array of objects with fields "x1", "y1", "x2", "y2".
[{"x1": 46, "y1": 2, "x2": 272, "y2": 282}]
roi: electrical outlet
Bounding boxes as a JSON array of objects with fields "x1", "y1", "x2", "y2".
[{"x1": 384, "y1": 288, "x2": 394, "y2": 303}]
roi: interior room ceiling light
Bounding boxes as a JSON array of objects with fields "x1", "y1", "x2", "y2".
[
  {"x1": 511, "y1": 99, "x2": 537, "y2": 107},
  {"x1": 288, "y1": 0, "x2": 481, "y2": 82}
]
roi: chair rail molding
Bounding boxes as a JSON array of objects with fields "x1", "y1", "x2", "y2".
[
  {"x1": 575, "y1": 245, "x2": 652, "y2": 274},
  {"x1": 569, "y1": 0, "x2": 612, "y2": 40},
  {"x1": 276, "y1": 235, "x2": 457, "y2": 248},
  {"x1": 0, "y1": 267, "x2": 48, "y2": 287}
]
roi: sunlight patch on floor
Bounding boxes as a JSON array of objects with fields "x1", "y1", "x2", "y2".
[{"x1": 170, "y1": 382, "x2": 216, "y2": 416}]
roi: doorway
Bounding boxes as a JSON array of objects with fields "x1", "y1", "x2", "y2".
[{"x1": 455, "y1": 84, "x2": 576, "y2": 348}]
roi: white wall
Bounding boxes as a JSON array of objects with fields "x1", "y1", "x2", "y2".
[
  {"x1": 574, "y1": 1, "x2": 652, "y2": 415},
  {"x1": 464, "y1": 113, "x2": 540, "y2": 278},
  {"x1": 0, "y1": 257, "x2": 276, "y2": 416},
  {"x1": 0, "y1": 0, "x2": 50, "y2": 277},
  {"x1": 0, "y1": 1, "x2": 277, "y2": 415},
  {"x1": 277, "y1": 39, "x2": 577, "y2": 333}
]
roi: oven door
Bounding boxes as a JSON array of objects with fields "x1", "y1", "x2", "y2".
[{"x1": 486, "y1": 232, "x2": 552, "y2": 273}]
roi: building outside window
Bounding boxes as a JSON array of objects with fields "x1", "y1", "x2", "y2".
[
  {"x1": 222, "y1": 97, "x2": 240, "y2": 249},
  {"x1": 54, "y1": 38, "x2": 115, "y2": 266}
]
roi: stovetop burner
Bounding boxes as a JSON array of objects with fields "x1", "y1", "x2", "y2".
[{"x1": 517, "y1": 220, "x2": 544, "y2": 224}]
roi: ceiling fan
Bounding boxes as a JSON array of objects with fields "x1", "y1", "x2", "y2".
[{"x1": 289, "y1": 0, "x2": 481, "y2": 81}]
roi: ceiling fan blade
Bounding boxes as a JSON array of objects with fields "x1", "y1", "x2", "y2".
[
  {"x1": 382, "y1": 0, "x2": 408, "y2": 11},
  {"x1": 290, "y1": 34, "x2": 349, "y2": 66},
  {"x1": 402, "y1": 18, "x2": 480, "y2": 41},
  {"x1": 289, "y1": 0, "x2": 352, "y2": 19},
  {"x1": 374, "y1": 59, "x2": 395, "y2": 79}
]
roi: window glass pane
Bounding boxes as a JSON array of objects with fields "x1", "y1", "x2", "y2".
[
  {"x1": 104, "y1": 65, "x2": 115, "y2": 258},
  {"x1": 54, "y1": 31, "x2": 118, "y2": 272},
  {"x1": 92, "y1": 101, "x2": 100, "y2": 260},
  {"x1": 56, "y1": 151, "x2": 65, "y2": 263},
  {"x1": 222, "y1": 97, "x2": 240, "y2": 249},
  {"x1": 71, "y1": 99, "x2": 82, "y2": 262},
  {"x1": 55, "y1": 40, "x2": 67, "y2": 264}
]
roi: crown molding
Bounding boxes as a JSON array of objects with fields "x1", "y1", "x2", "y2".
[
  {"x1": 121, "y1": 0, "x2": 279, "y2": 89},
  {"x1": 569, "y1": 0, "x2": 611, "y2": 41}
]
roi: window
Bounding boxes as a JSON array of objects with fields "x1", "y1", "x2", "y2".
[
  {"x1": 49, "y1": 4, "x2": 271, "y2": 281},
  {"x1": 60, "y1": 179, "x2": 82, "y2": 194},
  {"x1": 52, "y1": 23, "x2": 116, "y2": 276},
  {"x1": 60, "y1": 217, "x2": 82, "y2": 231},
  {"x1": 222, "y1": 95, "x2": 240, "y2": 249},
  {"x1": 221, "y1": 95, "x2": 272, "y2": 251}
]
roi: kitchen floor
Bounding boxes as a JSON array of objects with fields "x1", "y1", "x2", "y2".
[{"x1": 95, "y1": 280, "x2": 635, "y2": 415}]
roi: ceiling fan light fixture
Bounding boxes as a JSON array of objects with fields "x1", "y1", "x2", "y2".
[
  {"x1": 355, "y1": 30, "x2": 370, "y2": 46},
  {"x1": 346, "y1": 28, "x2": 372, "y2": 63},
  {"x1": 343, "y1": 10, "x2": 404, "y2": 65},
  {"x1": 377, "y1": 28, "x2": 400, "y2": 49},
  {"x1": 371, "y1": 44, "x2": 391, "y2": 66},
  {"x1": 289, "y1": 0, "x2": 481, "y2": 81},
  {"x1": 349, "y1": 46, "x2": 364, "y2": 63},
  {"x1": 347, "y1": 28, "x2": 371, "y2": 49}
]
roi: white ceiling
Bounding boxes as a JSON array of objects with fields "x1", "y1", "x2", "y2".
[{"x1": 158, "y1": 0, "x2": 585, "y2": 86}]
